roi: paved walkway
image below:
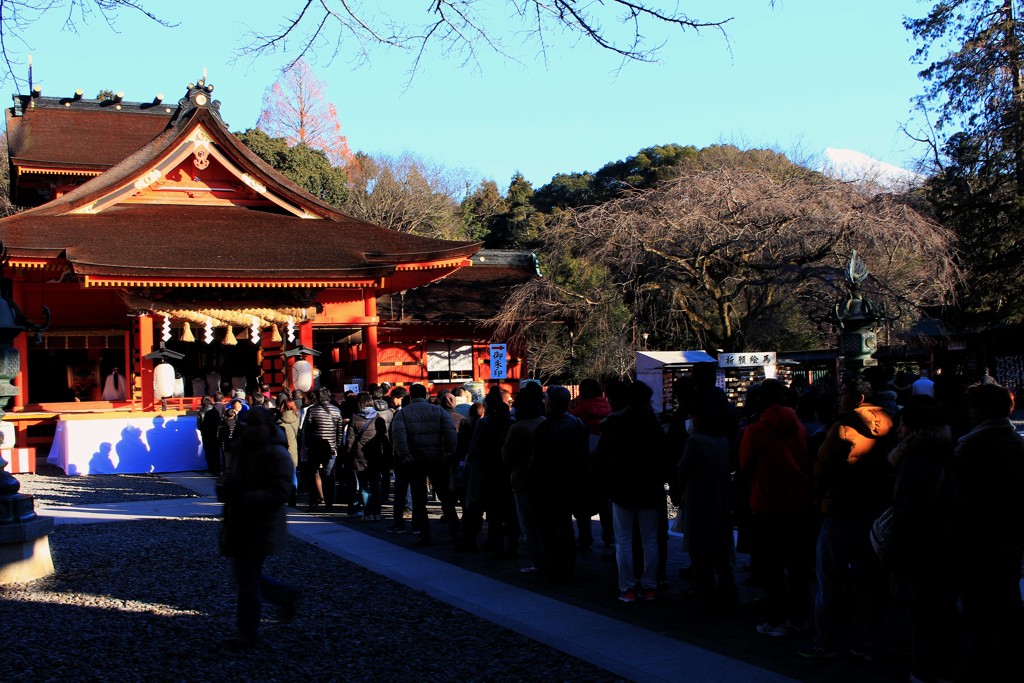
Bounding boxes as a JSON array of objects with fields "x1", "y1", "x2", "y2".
[{"x1": 39, "y1": 472, "x2": 795, "y2": 683}]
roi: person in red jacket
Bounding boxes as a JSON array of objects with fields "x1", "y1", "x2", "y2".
[
  {"x1": 739, "y1": 379, "x2": 813, "y2": 637},
  {"x1": 570, "y1": 378, "x2": 613, "y2": 549}
]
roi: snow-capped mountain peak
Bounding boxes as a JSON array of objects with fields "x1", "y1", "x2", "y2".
[{"x1": 819, "y1": 148, "x2": 923, "y2": 191}]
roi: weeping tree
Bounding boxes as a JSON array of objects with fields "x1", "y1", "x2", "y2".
[{"x1": 496, "y1": 147, "x2": 959, "y2": 379}]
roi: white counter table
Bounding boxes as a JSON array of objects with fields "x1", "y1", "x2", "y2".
[{"x1": 47, "y1": 412, "x2": 203, "y2": 475}]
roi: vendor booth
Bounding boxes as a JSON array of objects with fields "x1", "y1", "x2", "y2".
[{"x1": 635, "y1": 350, "x2": 717, "y2": 414}]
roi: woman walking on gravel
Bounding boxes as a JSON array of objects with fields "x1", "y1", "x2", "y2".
[{"x1": 217, "y1": 406, "x2": 300, "y2": 647}]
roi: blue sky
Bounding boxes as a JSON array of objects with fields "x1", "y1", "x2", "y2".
[{"x1": 10, "y1": 1, "x2": 931, "y2": 190}]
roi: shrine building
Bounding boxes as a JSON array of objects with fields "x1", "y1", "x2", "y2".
[{"x1": 0, "y1": 79, "x2": 533, "y2": 472}]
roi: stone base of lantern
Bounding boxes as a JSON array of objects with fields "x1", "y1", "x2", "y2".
[{"x1": 0, "y1": 514, "x2": 55, "y2": 585}]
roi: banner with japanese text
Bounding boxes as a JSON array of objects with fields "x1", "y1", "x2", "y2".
[
  {"x1": 717, "y1": 352, "x2": 776, "y2": 368},
  {"x1": 489, "y1": 344, "x2": 507, "y2": 379}
]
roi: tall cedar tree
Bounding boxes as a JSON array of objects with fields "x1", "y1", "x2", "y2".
[
  {"x1": 908, "y1": 1, "x2": 1024, "y2": 322},
  {"x1": 484, "y1": 174, "x2": 544, "y2": 249},
  {"x1": 257, "y1": 59, "x2": 354, "y2": 167}
]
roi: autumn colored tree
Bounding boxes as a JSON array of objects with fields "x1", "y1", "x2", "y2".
[
  {"x1": 257, "y1": 59, "x2": 354, "y2": 167},
  {"x1": 0, "y1": 132, "x2": 15, "y2": 216}
]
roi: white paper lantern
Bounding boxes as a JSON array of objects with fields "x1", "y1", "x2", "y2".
[
  {"x1": 154, "y1": 362, "x2": 176, "y2": 399},
  {"x1": 292, "y1": 359, "x2": 314, "y2": 393}
]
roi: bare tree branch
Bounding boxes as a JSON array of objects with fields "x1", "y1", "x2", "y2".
[
  {"x1": 238, "y1": 1, "x2": 733, "y2": 75},
  {"x1": 0, "y1": 0, "x2": 177, "y2": 88},
  {"x1": 496, "y1": 150, "x2": 960, "y2": 363}
]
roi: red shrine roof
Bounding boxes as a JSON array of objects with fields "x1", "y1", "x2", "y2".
[
  {"x1": 378, "y1": 250, "x2": 540, "y2": 323},
  {"x1": 1, "y1": 204, "x2": 481, "y2": 283},
  {"x1": 0, "y1": 83, "x2": 480, "y2": 287},
  {"x1": 6, "y1": 96, "x2": 174, "y2": 173}
]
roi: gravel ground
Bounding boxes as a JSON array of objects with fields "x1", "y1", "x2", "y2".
[
  {"x1": 15, "y1": 470, "x2": 200, "y2": 507},
  {"x1": 2, "y1": 475, "x2": 625, "y2": 683}
]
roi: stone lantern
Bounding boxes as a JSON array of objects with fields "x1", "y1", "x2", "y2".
[
  {"x1": 832, "y1": 250, "x2": 883, "y2": 374},
  {"x1": 0, "y1": 242, "x2": 53, "y2": 584}
]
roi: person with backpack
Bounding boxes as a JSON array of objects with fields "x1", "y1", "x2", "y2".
[
  {"x1": 345, "y1": 391, "x2": 388, "y2": 521},
  {"x1": 302, "y1": 387, "x2": 344, "y2": 512}
]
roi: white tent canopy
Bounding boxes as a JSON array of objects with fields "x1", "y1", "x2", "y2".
[{"x1": 636, "y1": 350, "x2": 717, "y2": 413}]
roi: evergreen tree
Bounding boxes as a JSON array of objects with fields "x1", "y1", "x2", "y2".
[
  {"x1": 460, "y1": 180, "x2": 507, "y2": 241},
  {"x1": 908, "y1": 0, "x2": 1024, "y2": 321},
  {"x1": 235, "y1": 128, "x2": 349, "y2": 207},
  {"x1": 485, "y1": 173, "x2": 544, "y2": 248}
]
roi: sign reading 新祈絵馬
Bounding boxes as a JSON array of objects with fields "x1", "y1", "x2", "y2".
[{"x1": 718, "y1": 352, "x2": 776, "y2": 368}]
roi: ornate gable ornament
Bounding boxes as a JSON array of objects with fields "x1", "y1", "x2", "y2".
[
  {"x1": 67, "y1": 76, "x2": 318, "y2": 219},
  {"x1": 171, "y1": 77, "x2": 223, "y2": 125}
]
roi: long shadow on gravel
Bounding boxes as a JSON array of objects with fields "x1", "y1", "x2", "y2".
[{"x1": 1, "y1": 518, "x2": 626, "y2": 683}]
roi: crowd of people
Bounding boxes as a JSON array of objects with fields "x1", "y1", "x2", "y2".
[{"x1": 207, "y1": 368, "x2": 1024, "y2": 681}]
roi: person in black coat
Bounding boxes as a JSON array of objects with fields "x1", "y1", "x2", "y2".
[
  {"x1": 217, "y1": 406, "x2": 300, "y2": 647},
  {"x1": 198, "y1": 395, "x2": 223, "y2": 474},
  {"x1": 596, "y1": 380, "x2": 673, "y2": 602},
  {"x1": 532, "y1": 386, "x2": 589, "y2": 582},
  {"x1": 952, "y1": 383, "x2": 1024, "y2": 681}
]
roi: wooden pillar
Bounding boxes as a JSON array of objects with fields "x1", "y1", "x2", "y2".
[
  {"x1": 11, "y1": 280, "x2": 28, "y2": 410},
  {"x1": 364, "y1": 295, "x2": 379, "y2": 385},
  {"x1": 123, "y1": 330, "x2": 132, "y2": 406},
  {"x1": 12, "y1": 332, "x2": 28, "y2": 410},
  {"x1": 138, "y1": 314, "x2": 155, "y2": 411},
  {"x1": 261, "y1": 336, "x2": 284, "y2": 394}
]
